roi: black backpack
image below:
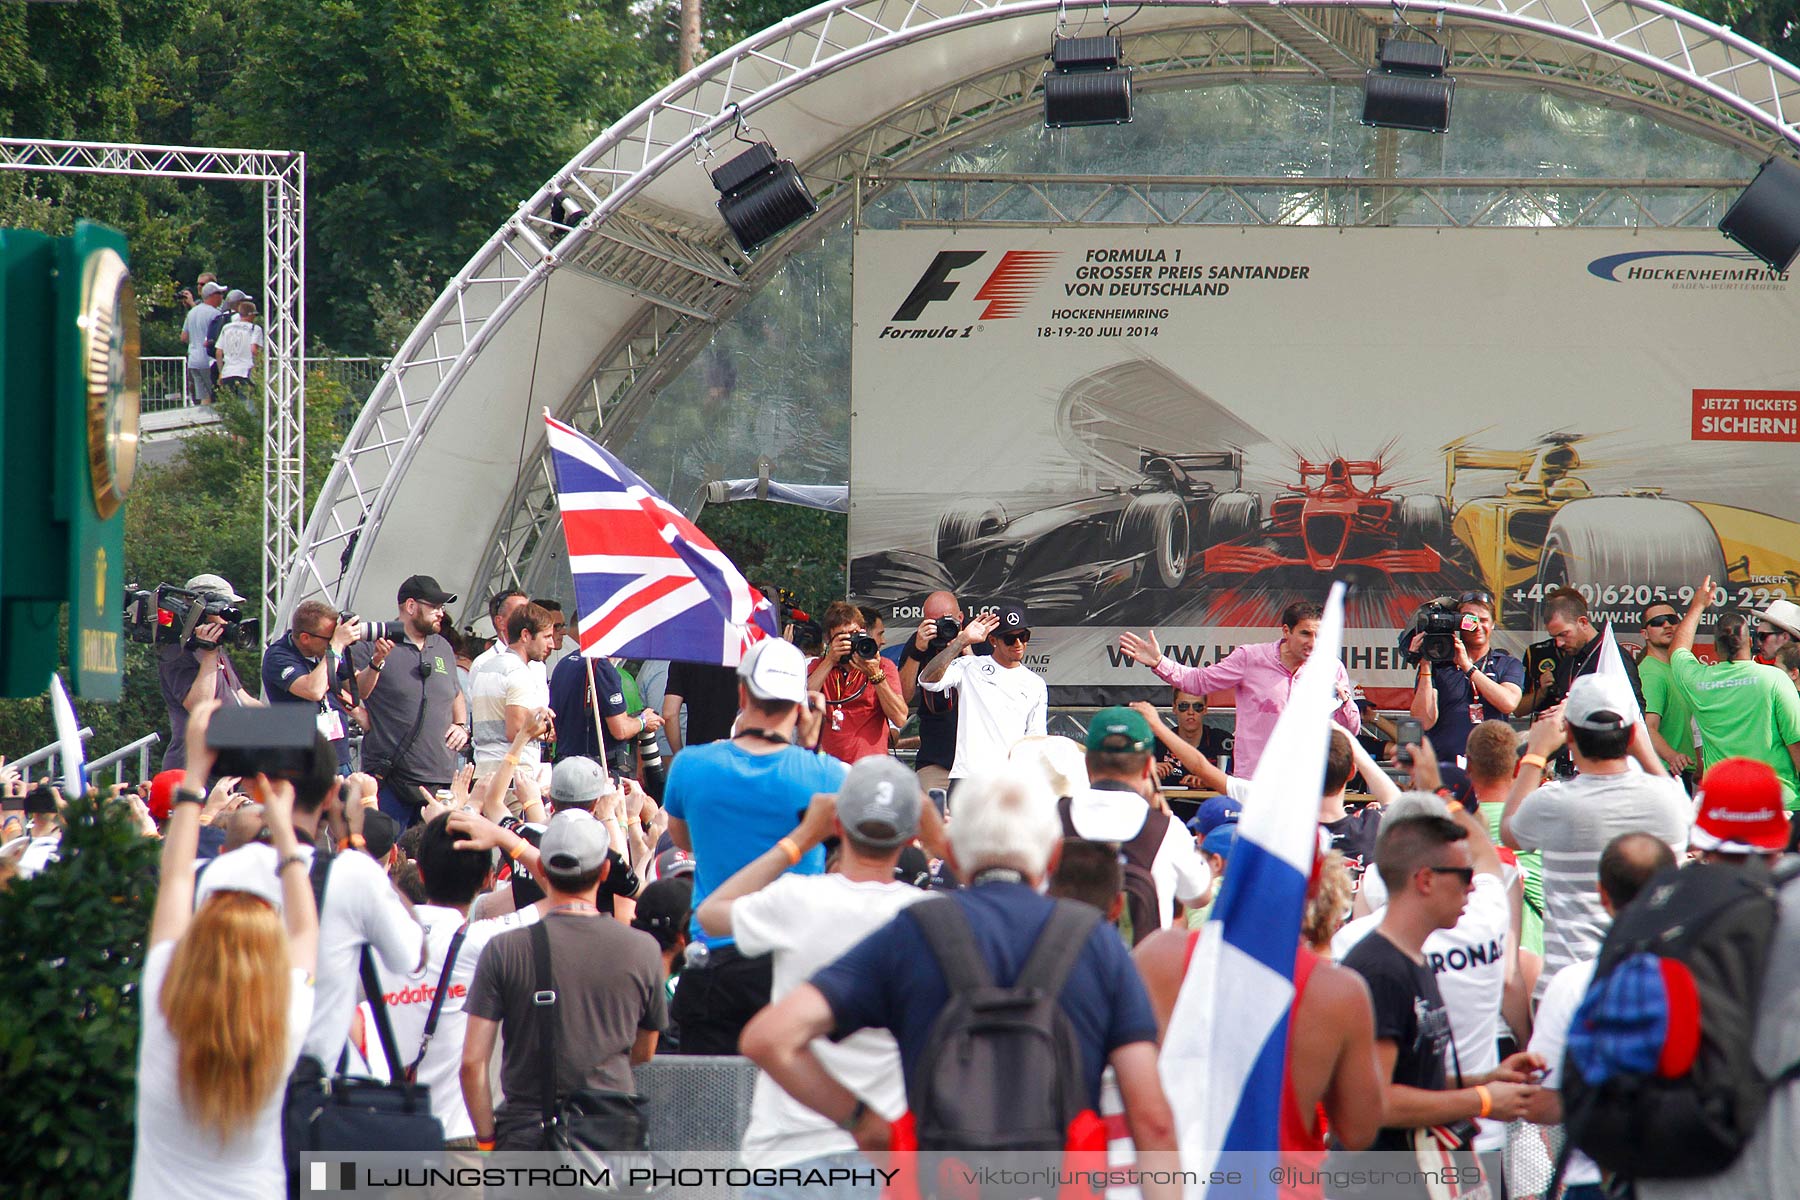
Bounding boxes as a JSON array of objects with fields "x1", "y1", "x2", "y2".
[
  {"x1": 1557, "y1": 858, "x2": 1800, "y2": 1182},
  {"x1": 1056, "y1": 794, "x2": 1171, "y2": 946},
  {"x1": 907, "y1": 897, "x2": 1101, "y2": 1152}
]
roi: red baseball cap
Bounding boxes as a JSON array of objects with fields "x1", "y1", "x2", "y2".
[
  {"x1": 1691, "y1": 758, "x2": 1791, "y2": 854},
  {"x1": 146, "y1": 769, "x2": 187, "y2": 824}
]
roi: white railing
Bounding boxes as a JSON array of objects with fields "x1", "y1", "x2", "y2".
[{"x1": 140, "y1": 356, "x2": 392, "y2": 416}]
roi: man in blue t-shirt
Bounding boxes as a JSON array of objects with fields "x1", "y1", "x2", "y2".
[
  {"x1": 740, "y1": 769, "x2": 1176, "y2": 1161},
  {"x1": 261, "y1": 599, "x2": 358, "y2": 773},
  {"x1": 1410, "y1": 591, "x2": 1525, "y2": 764},
  {"x1": 662, "y1": 636, "x2": 845, "y2": 1054},
  {"x1": 549, "y1": 652, "x2": 663, "y2": 776}
]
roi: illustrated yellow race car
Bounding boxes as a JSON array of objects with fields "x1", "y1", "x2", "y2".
[{"x1": 1443, "y1": 434, "x2": 1800, "y2": 627}]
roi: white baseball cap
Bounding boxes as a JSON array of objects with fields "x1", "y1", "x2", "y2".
[
  {"x1": 737, "y1": 637, "x2": 808, "y2": 704},
  {"x1": 1564, "y1": 673, "x2": 1636, "y2": 731},
  {"x1": 186, "y1": 573, "x2": 247, "y2": 603}
]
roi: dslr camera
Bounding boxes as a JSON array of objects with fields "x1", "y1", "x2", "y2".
[
  {"x1": 339, "y1": 610, "x2": 406, "y2": 643},
  {"x1": 124, "y1": 583, "x2": 261, "y2": 651},
  {"x1": 1398, "y1": 596, "x2": 1477, "y2": 667},
  {"x1": 849, "y1": 632, "x2": 881, "y2": 660}
]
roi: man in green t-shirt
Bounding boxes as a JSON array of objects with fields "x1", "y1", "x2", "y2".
[
  {"x1": 1639, "y1": 601, "x2": 1699, "y2": 778},
  {"x1": 1669, "y1": 578, "x2": 1800, "y2": 810}
]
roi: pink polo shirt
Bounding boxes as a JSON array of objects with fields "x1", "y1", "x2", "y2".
[{"x1": 1152, "y1": 639, "x2": 1360, "y2": 776}]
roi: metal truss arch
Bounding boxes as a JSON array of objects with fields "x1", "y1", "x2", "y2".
[
  {"x1": 291, "y1": 0, "x2": 1800, "y2": 623},
  {"x1": 0, "y1": 137, "x2": 305, "y2": 634}
]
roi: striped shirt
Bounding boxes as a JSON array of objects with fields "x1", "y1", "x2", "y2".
[{"x1": 1508, "y1": 770, "x2": 1691, "y2": 995}]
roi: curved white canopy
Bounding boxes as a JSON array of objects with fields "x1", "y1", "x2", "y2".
[{"x1": 282, "y1": 0, "x2": 1800, "y2": 624}]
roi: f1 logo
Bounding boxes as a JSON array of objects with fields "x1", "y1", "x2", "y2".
[
  {"x1": 891, "y1": 251, "x2": 984, "y2": 321},
  {"x1": 890, "y1": 250, "x2": 1060, "y2": 321}
]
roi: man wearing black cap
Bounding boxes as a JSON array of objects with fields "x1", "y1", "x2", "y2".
[
  {"x1": 346, "y1": 574, "x2": 469, "y2": 827},
  {"x1": 918, "y1": 602, "x2": 1047, "y2": 786}
]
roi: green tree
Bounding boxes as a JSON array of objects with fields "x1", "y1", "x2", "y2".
[
  {"x1": 0, "y1": 374, "x2": 353, "y2": 766},
  {"x1": 204, "y1": 0, "x2": 661, "y2": 352},
  {"x1": 1685, "y1": 0, "x2": 1800, "y2": 65},
  {"x1": 0, "y1": 791, "x2": 161, "y2": 1198},
  {"x1": 697, "y1": 501, "x2": 846, "y2": 618}
]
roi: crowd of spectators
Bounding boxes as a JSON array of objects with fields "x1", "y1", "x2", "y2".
[{"x1": 8, "y1": 566, "x2": 1800, "y2": 1200}]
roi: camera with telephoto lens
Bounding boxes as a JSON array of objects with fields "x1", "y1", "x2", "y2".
[
  {"x1": 931, "y1": 616, "x2": 960, "y2": 647},
  {"x1": 850, "y1": 632, "x2": 880, "y2": 660},
  {"x1": 124, "y1": 583, "x2": 261, "y2": 651},
  {"x1": 338, "y1": 610, "x2": 406, "y2": 643},
  {"x1": 1397, "y1": 597, "x2": 1477, "y2": 667}
]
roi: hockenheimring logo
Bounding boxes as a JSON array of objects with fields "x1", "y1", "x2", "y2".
[{"x1": 1586, "y1": 249, "x2": 1790, "y2": 283}]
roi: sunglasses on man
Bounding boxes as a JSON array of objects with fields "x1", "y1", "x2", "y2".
[
  {"x1": 996, "y1": 630, "x2": 1030, "y2": 646},
  {"x1": 1427, "y1": 864, "x2": 1475, "y2": 886},
  {"x1": 1644, "y1": 614, "x2": 1680, "y2": 628},
  {"x1": 1174, "y1": 701, "x2": 1205, "y2": 712}
]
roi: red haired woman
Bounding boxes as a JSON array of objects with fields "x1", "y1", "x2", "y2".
[{"x1": 130, "y1": 702, "x2": 318, "y2": 1198}]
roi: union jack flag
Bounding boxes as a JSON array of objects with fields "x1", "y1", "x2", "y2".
[{"x1": 546, "y1": 413, "x2": 776, "y2": 665}]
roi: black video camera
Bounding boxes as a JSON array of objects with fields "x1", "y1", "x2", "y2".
[
  {"x1": 770, "y1": 588, "x2": 823, "y2": 651},
  {"x1": 1398, "y1": 597, "x2": 1477, "y2": 667},
  {"x1": 1525, "y1": 637, "x2": 1566, "y2": 705},
  {"x1": 125, "y1": 583, "x2": 261, "y2": 651}
]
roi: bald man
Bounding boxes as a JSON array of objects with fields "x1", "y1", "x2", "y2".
[{"x1": 898, "y1": 590, "x2": 966, "y2": 793}]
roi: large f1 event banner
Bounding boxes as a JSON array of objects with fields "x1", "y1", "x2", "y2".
[{"x1": 848, "y1": 227, "x2": 1800, "y2": 705}]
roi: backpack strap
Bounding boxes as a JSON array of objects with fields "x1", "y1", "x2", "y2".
[
  {"x1": 910, "y1": 899, "x2": 993, "y2": 994},
  {"x1": 358, "y1": 946, "x2": 407, "y2": 1086},
  {"x1": 406, "y1": 924, "x2": 467, "y2": 1084},
  {"x1": 530, "y1": 920, "x2": 559, "y2": 1130},
  {"x1": 1016, "y1": 901, "x2": 1104, "y2": 996},
  {"x1": 1054, "y1": 795, "x2": 1078, "y2": 839},
  {"x1": 1121, "y1": 806, "x2": 1170, "y2": 868}
]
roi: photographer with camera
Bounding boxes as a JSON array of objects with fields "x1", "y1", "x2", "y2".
[
  {"x1": 262, "y1": 600, "x2": 362, "y2": 774},
  {"x1": 807, "y1": 601, "x2": 906, "y2": 764},
  {"x1": 345, "y1": 574, "x2": 469, "y2": 828},
  {"x1": 898, "y1": 590, "x2": 966, "y2": 793},
  {"x1": 1409, "y1": 590, "x2": 1524, "y2": 765},
  {"x1": 158, "y1": 573, "x2": 263, "y2": 772}
]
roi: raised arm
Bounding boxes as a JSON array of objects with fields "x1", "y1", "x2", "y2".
[{"x1": 256, "y1": 775, "x2": 319, "y2": 972}]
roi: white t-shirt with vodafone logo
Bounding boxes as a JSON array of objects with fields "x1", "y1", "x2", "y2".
[
  {"x1": 919, "y1": 654, "x2": 1047, "y2": 778},
  {"x1": 347, "y1": 902, "x2": 542, "y2": 1140}
]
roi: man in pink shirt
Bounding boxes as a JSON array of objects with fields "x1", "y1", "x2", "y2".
[{"x1": 1118, "y1": 599, "x2": 1360, "y2": 776}]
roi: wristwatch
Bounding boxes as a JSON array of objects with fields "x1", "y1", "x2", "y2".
[{"x1": 174, "y1": 786, "x2": 206, "y2": 807}]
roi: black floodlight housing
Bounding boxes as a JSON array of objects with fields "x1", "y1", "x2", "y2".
[
  {"x1": 711, "y1": 141, "x2": 818, "y2": 254},
  {"x1": 1719, "y1": 156, "x2": 1800, "y2": 272},
  {"x1": 1362, "y1": 36, "x2": 1454, "y2": 134},
  {"x1": 1044, "y1": 35, "x2": 1133, "y2": 128}
]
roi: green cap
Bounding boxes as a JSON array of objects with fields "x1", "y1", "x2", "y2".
[{"x1": 1084, "y1": 706, "x2": 1153, "y2": 753}]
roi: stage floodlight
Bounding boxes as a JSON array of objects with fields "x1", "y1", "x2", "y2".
[
  {"x1": 1719, "y1": 156, "x2": 1800, "y2": 273},
  {"x1": 1044, "y1": 35, "x2": 1132, "y2": 128},
  {"x1": 548, "y1": 192, "x2": 588, "y2": 228},
  {"x1": 1362, "y1": 37, "x2": 1454, "y2": 133},
  {"x1": 711, "y1": 141, "x2": 818, "y2": 254}
]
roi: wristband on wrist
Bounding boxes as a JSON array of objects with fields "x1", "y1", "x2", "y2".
[
  {"x1": 174, "y1": 786, "x2": 206, "y2": 807},
  {"x1": 508, "y1": 840, "x2": 527, "y2": 861},
  {"x1": 1520, "y1": 753, "x2": 1549, "y2": 771},
  {"x1": 338, "y1": 834, "x2": 366, "y2": 852},
  {"x1": 502, "y1": 753, "x2": 520, "y2": 767},
  {"x1": 1474, "y1": 1084, "x2": 1492, "y2": 1119},
  {"x1": 777, "y1": 836, "x2": 803, "y2": 865},
  {"x1": 476, "y1": 1137, "x2": 496, "y2": 1152},
  {"x1": 838, "y1": 1098, "x2": 869, "y2": 1132},
  {"x1": 277, "y1": 853, "x2": 308, "y2": 874}
]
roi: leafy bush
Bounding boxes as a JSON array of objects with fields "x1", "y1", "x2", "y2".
[{"x1": 0, "y1": 792, "x2": 161, "y2": 1198}]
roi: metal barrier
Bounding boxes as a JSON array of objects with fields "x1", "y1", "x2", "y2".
[
  {"x1": 635, "y1": 1055, "x2": 759, "y2": 1151},
  {"x1": 11, "y1": 727, "x2": 93, "y2": 784},
  {"x1": 139, "y1": 355, "x2": 392, "y2": 417},
  {"x1": 86, "y1": 732, "x2": 163, "y2": 786}
]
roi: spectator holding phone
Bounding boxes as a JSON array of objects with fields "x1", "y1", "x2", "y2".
[{"x1": 130, "y1": 700, "x2": 319, "y2": 1199}]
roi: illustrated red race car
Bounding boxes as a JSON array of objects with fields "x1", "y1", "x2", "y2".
[{"x1": 1202, "y1": 455, "x2": 1446, "y2": 575}]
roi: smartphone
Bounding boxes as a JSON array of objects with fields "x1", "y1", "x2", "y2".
[
  {"x1": 927, "y1": 787, "x2": 948, "y2": 817},
  {"x1": 1395, "y1": 716, "x2": 1422, "y2": 767}
]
